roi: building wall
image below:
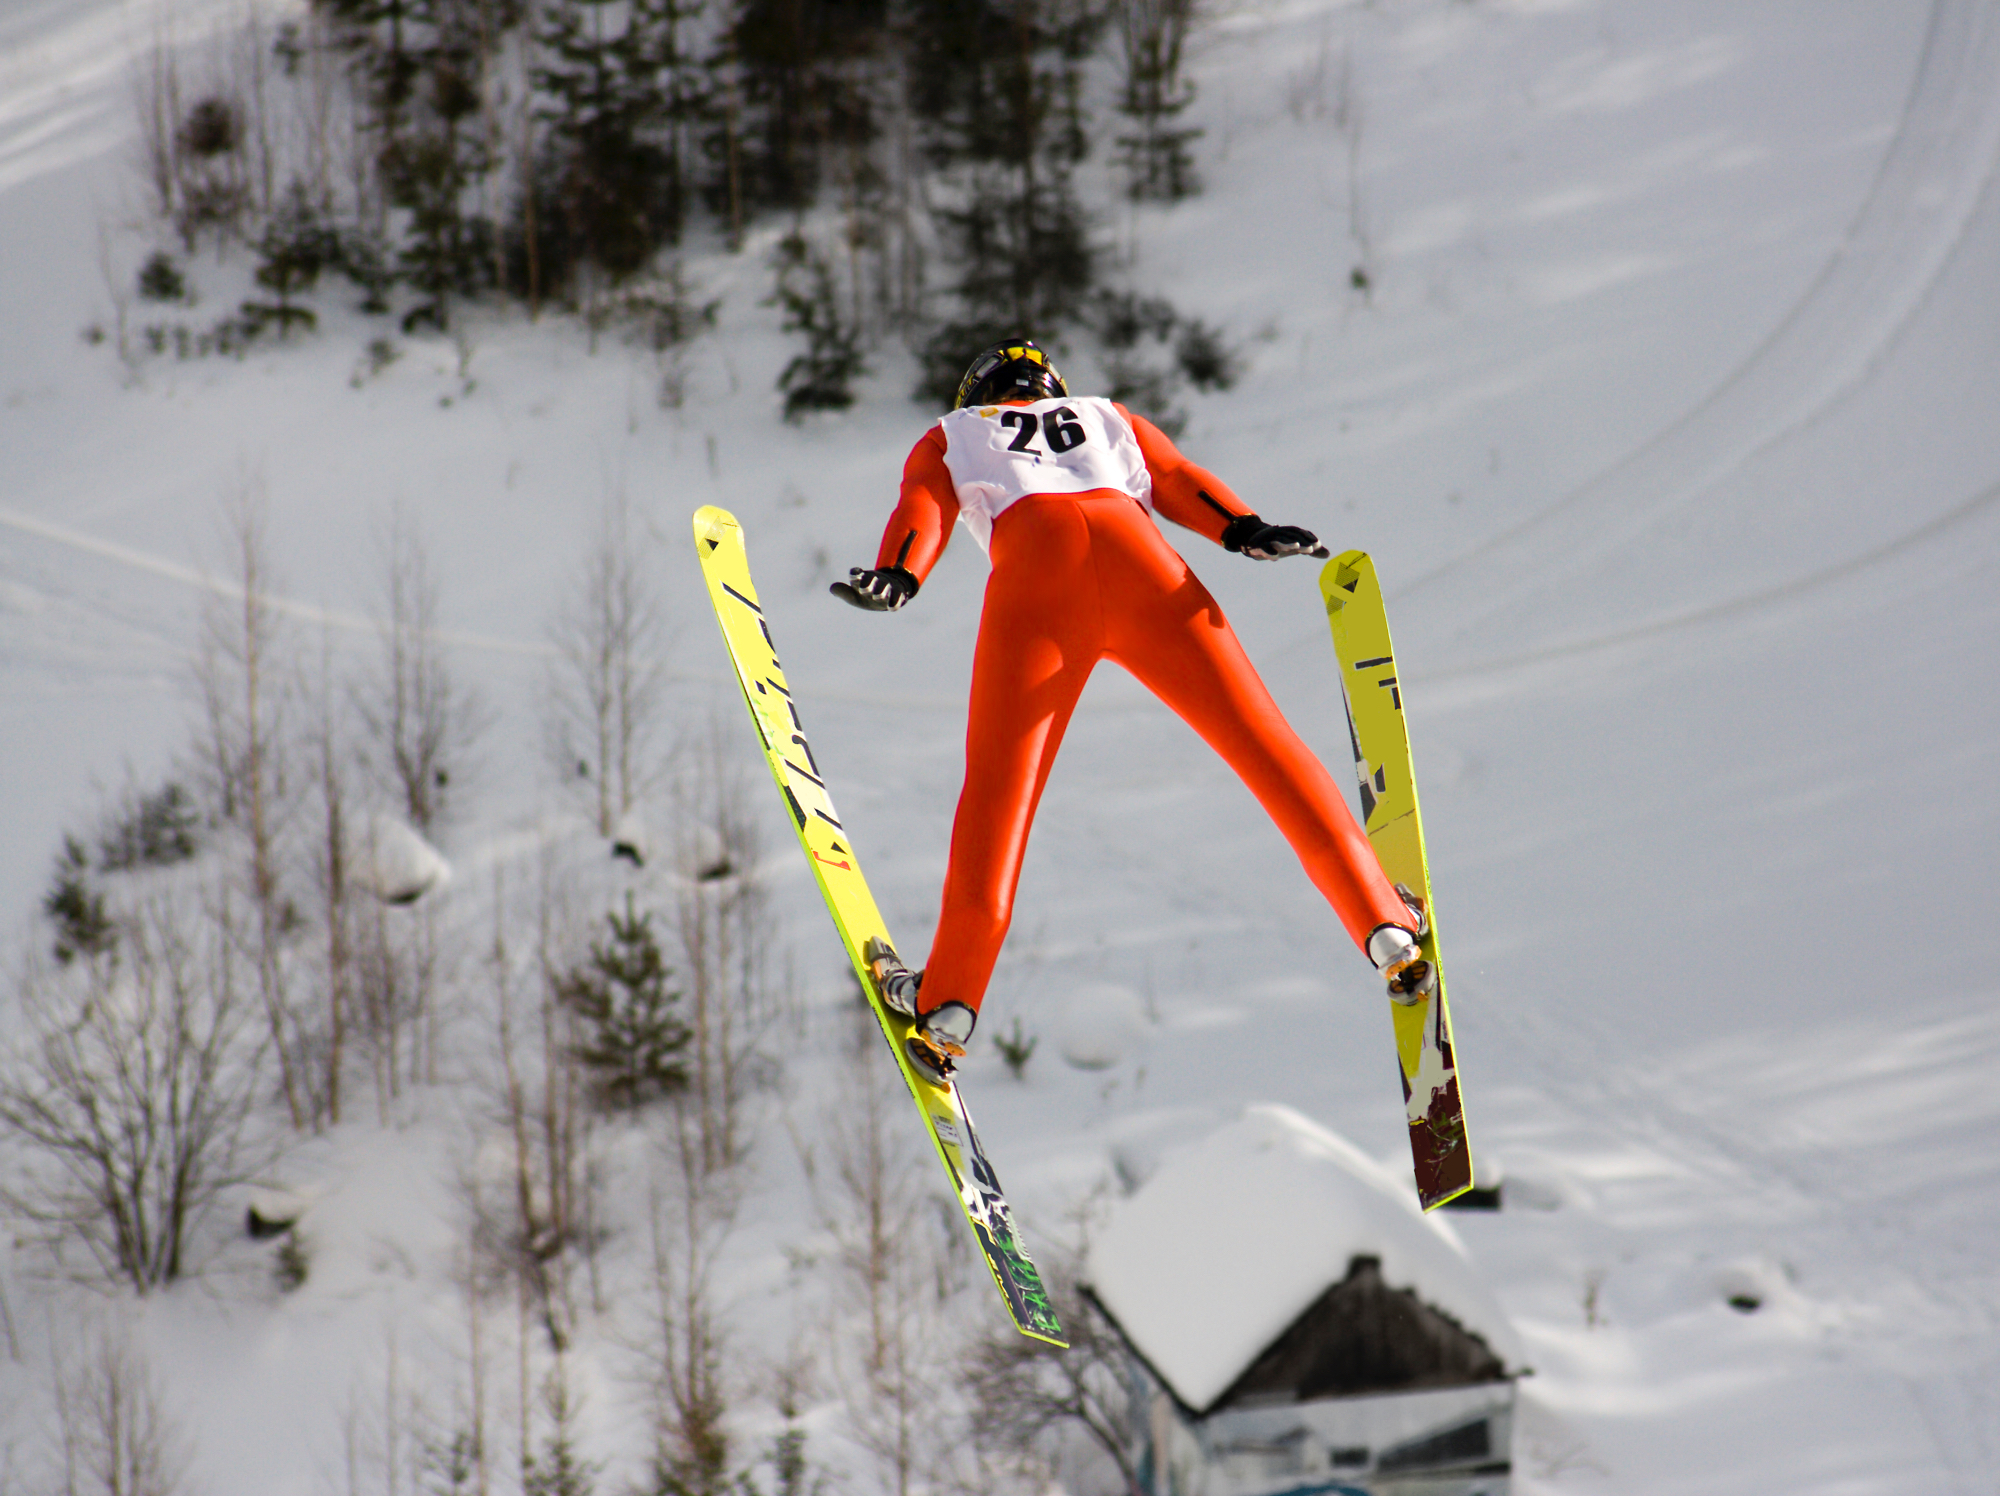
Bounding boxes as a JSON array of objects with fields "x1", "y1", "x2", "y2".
[{"x1": 1135, "y1": 1380, "x2": 1514, "y2": 1496}]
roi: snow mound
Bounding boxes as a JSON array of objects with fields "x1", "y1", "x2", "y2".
[
  {"x1": 360, "y1": 814, "x2": 450, "y2": 904},
  {"x1": 1058, "y1": 983, "x2": 1149, "y2": 1069},
  {"x1": 1086, "y1": 1103, "x2": 1522, "y2": 1413},
  {"x1": 610, "y1": 810, "x2": 652, "y2": 867}
]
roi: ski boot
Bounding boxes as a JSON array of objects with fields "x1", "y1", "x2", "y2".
[
  {"x1": 863, "y1": 936, "x2": 921, "y2": 1018},
  {"x1": 1367, "y1": 887, "x2": 1436, "y2": 1007},
  {"x1": 906, "y1": 1002, "x2": 977, "y2": 1085}
]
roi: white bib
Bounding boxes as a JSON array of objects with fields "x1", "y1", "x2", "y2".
[{"x1": 938, "y1": 396, "x2": 1152, "y2": 553}]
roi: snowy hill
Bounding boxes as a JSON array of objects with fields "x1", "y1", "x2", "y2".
[{"x1": 5, "y1": 1, "x2": 2000, "y2": 1492}]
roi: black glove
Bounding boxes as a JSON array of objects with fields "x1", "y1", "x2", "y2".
[
  {"x1": 1221, "y1": 512, "x2": 1329, "y2": 560},
  {"x1": 831, "y1": 565, "x2": 919, "y2": 611}
]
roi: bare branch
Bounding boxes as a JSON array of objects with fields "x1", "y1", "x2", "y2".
[
  {"x1": 546, "y1": 494, "x2": 669, "y2": 837},
  {"x1": 357, "y1": 504, "x2": 486, "y2": 836},
  {"x1": 0, "y1": 891, "x2": 272, "y2": 1293},
  {"x1": 51, "y1": 1327, "x2": 193, "y2": 1496}
]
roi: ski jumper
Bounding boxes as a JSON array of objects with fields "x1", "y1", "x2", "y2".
[{"x1": 873, "y1": 396, "x2": 1410, "y2": 1017}]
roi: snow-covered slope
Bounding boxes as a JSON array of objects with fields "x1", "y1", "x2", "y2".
[{"x1": 5, "y1": 0, "x2": 1999, "y2": 1491}]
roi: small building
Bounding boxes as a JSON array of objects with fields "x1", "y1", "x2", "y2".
[{"x1": 1086, "y1": 1105, "x2": 1521, "y2": 1496}]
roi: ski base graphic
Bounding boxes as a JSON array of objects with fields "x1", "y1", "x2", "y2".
[{"x1": 1322, "y1": 550, "x2": 1475, "y2": 1210}]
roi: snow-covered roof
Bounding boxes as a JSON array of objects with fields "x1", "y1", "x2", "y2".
[{"x1": 1085, "y1": 1104, "x2": 1521, "y2": 1413}]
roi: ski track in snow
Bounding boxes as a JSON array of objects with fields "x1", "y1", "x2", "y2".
[
  {"x1": 1419, "y1": 469, "x2": 2000, "y2": 686},
  {"x1": 0, "y1": 0, "x2": 262, "y2": 193},
  {"x1": 1396, "y1": 0, "x2": 2000, "y2": 652},
  {"x1": 0, "y1": 499, "x2": 563, "y2": 660}
]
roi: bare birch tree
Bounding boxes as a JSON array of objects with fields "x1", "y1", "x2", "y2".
[
  {"x1": 808, "y1": 1013, "x2": 950, "y2": 1496},
  {"x1": 673, "y1": 724, "x2": 774, "y2": 1176},
  {"x1": 477, "y1": 860, "x2": 593, "y2": 1354},
  {"x1": 354, "y1": 888, "x2": 445, "y2": 1118},
  {"x1": 51, "y1": 1329, "x2": 192, "y2": 1496},
  {"x1": 963, "y1": 1266, "x2": 1145, "y2": 1496},
  {"x1": 358, "y1": 504, "x2": 483, "y2": 836},
  {"x1": 306, "y1": 626, "x2": 357, "y2": 1127},
  {"x1": 635, "y1": 1128, "x2": 741, "y2": 1496},
  {"x1": 547, "y1": 493, "x2": 668, "y2": 837},
  {"x1": 0, "y1": 892, "x2": 267, "y2": 1293},
  {"x1": 194, "y1": 481, "x2": 307, "y2": 1129}
]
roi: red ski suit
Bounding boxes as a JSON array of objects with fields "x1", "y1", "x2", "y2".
[{"x1": 874, "y1": 402, "x2": 1408, "y2": 1017}]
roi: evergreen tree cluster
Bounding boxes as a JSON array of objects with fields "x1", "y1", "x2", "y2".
[
  {"x1": 41, "y1": 781, "x2": 204, "y2": 966},
  {"x1": 553, "y1": 893, "x2": 692, "y2": 1111},
  {"x1": 131, "y1": 0, "x2": 1232, "y2": 412}
]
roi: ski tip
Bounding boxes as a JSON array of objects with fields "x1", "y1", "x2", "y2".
[
  {"x1": 1318, "y1": 549, "x2": 1371, "y2": 604},
  {"x1": 692, "y1": 506, "x2": 739, "y2": 547}
]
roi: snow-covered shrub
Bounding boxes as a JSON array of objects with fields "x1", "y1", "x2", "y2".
[
  {"x1": 39, "y1": 781, "x2": 203, "y2": 963},
  {"x1": 272, "y1": 1232, "x2": 310, "y2": 1293}
]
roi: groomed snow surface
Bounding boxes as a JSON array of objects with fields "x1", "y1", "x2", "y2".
[{"x1": 5, "y1": 0, "x2": 2000, "y2": 1492}]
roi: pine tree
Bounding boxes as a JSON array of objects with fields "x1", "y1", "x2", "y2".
[
  {"x1": 771, "y1": 232, "x2": 864, "y2": 420},
  {"x1": 96, "y1": 781, "x2": 203, "y2": 872},
  {"x1": 529, "y1": 0, "x2": 701, "y2": 293},
  {"x1": 390, "y1": 0, "x2": 498, "y2": 332},
  {"x1": 1095, "y1": 287, "x2": 1185, "y2": 432},
  {"x1": 244, "y1": 178, "x2": 342, "y2": 336},
  {"x1": 317, "y1": 0, "x2": 424, "y2": 198},
  {"x1": 310, "y1": 0, "x2": 505, "y2": 327},
  {"x1": 174, "y1": 95, "x2": 249, "y2": 249},
  {"x1": 718, "y1": 0, "x2": 889, "y2": 220},
  {"x1": 554, "y1": 894, "x2": 692, "y2": 1111},
  {"x1": 905, "y1": 0, "x2": 1106, "y2": 404},
  {"x1": 1113, "y1": 0, "x2": 1200, "y2": 202},
  {"x1": 522, "y1": 1369, "x2": 598, "y2": 1496},
  {"x1": 43, "y1": 836, "x2": 115, "y2": 966}
]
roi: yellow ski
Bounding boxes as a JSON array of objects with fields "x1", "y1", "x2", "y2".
[
  {"x1": 692, "y1": 506, "x2": 1064, "y2": 1344},
  {"x1": 1321, "y1": 551, "x2": 1474, "y2": 1210}
]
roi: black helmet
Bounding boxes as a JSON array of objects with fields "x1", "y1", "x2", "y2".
[{"x1": 954, "y1": 339, "x2": 1066, "y2": 409}]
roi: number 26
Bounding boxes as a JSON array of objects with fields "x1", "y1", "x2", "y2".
[{"x1": 1000, "y1": 406, "x2": 1087, "y2": 455}]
